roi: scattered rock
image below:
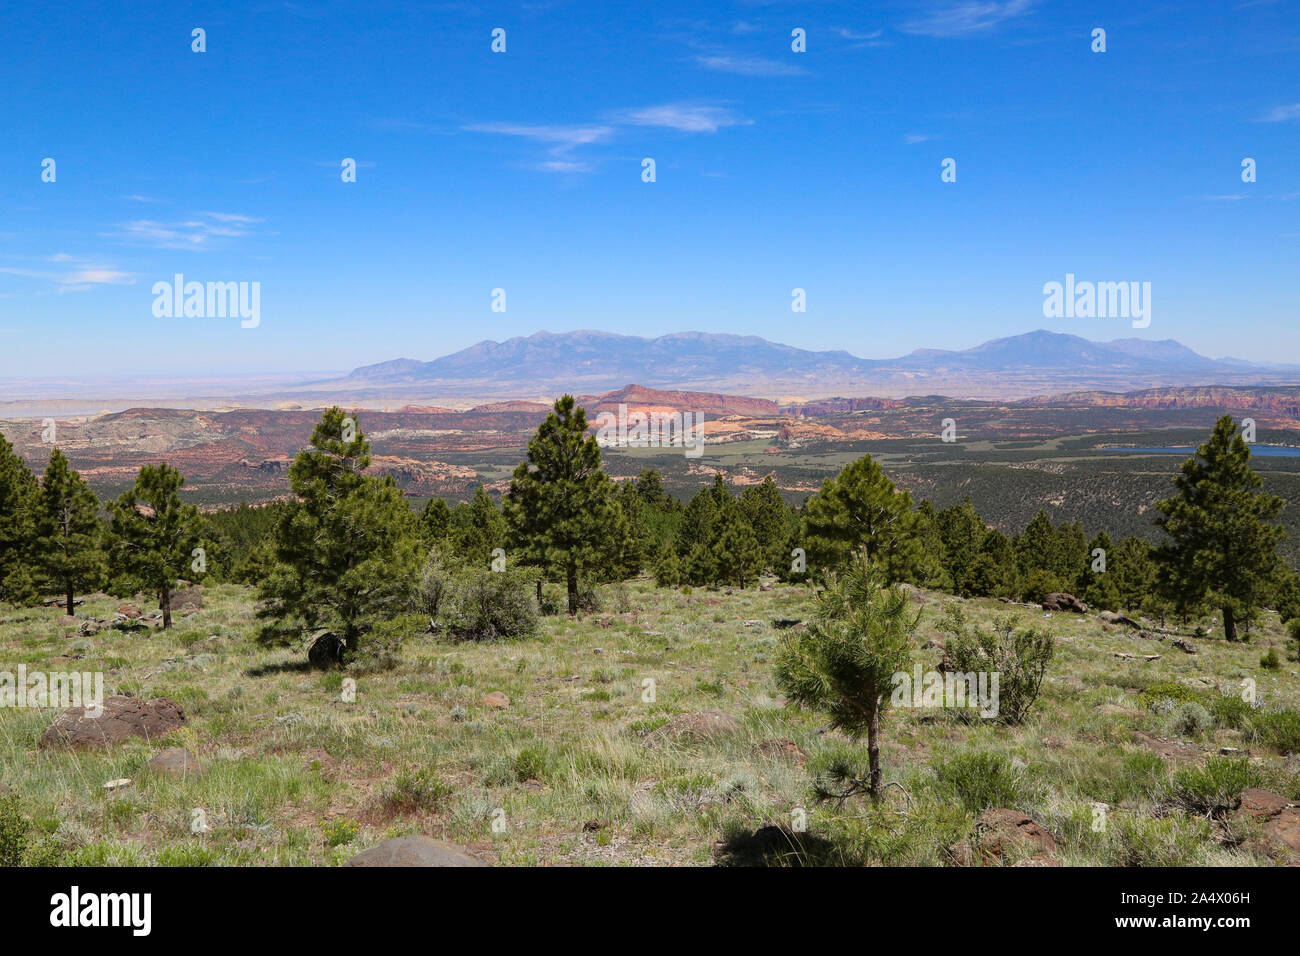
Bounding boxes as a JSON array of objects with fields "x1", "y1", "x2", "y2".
[
  {"x1": 344, "y1": 836, "x2": 489, "y2": 867},
  {"x1": 170, "y1": 585, "x2": 202, "y2": 614},
  {"x1": 754, "y1": 738, "x2": 808, "y2": 765},
  {"x1": 102, "y1": 778, "x2": 132, "y2": 792},
  {"x1": 147, "y1": 747, "x2": 203, "y2": 777},
  {"x1": 950, "y1": 808, "x2": 1058, "y2": 865},
  {"x1": 39, "y1": 696, "x2": 185, "y2": 749},
  {"x1": 117, "y1": 604, "x2": 143, "y2": 619},
  {"x1": 307, "y1": 631, "x2": 347, "y2": 669},
  {"x1": 1131, "y1": 730, "x2": 1202, "y2": 761},
  {"x1": 1171, "y1": 638, "x2": 1197, "y2": 655},
  {"x1": 643, "y1": 709, "x2": 740, "y2": 748},
  {"x1": 1099, "y1": 610, "x2": 1141, "y2": 628},
  {"x1": 1042, "y1": 593, "x2": 1088, "y2": 613},
  {"x1": 1234, "y1": 789, "x2": 1300, "y2": 862},
  {"x1": 77, "y1": 619, "x2": 103, "y2": 637},
  {"x1": 1114, "y1": 652, "x2": 1160, "y2": 662},
  {"x1": 479, "y1": 691, "x2": 510, "y2": 709}
]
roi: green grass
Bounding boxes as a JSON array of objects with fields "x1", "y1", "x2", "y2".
[{"x1": 2, "y1": 579, "x2": 1299, "y2": 866}]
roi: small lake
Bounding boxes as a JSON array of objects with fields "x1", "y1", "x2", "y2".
[{"x1": 1109, "y1": 445, "x2": 1300, "y2": 458}]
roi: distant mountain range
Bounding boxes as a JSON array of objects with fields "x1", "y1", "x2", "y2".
[{"x1": 336, "y1": 329, "x2": 1300, "y2": 400}]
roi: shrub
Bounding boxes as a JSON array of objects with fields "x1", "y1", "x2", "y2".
[
  {"x1": 513, "y1": 746, "x2": 552, "y2": 783},
  {"x1": 1161, "y1": 756, "x2": 1259, "y2": 818},
  {"x1": 1022, "y1": 569, "x2": 1061, "y2": 605},
  {"x1": 414, "y1": 548, "x2": 452, "y2": 623},
  {"x1": 1287, "y1": 617, "x2": 1300, "y2": 651},
  {"x1": 0, "y1": 790, "x2": 30, "y2": 867},
  {"x1": 1210, "y1": 694, "x2": 1254, "y2": 729},
  {"x1": 1105, "y1": 815, "x2": 1212, "y2": 867},
  {"x1": 937, "y1": 604, "x2": 1054, "y2": 724},
  {"x1": 382, "y1": 766, "x2": 454, "y2": 814},
  {"x1": 654, "y1": 551, "x2": 683, "y2": 587},
  {"x1": 933, "y1": 751, "x2": 1025, "y2": 814},
  {"x1": 439, "y1": 566, "x2": 538, "y2": 640},
  {"x1": 1246, "y1": 709, "x2": 1300, "y2": 755},
  {"x1": 1260, "y1": 647, "x2": 1281, "y2": 670},
  {"x1": 322, "y1": 818, "x2": 360, "y2": 847},
  {"x1": 1139, "y1": 681, "x2": 1203, "y2": 710},
  {"x1": 1169, "y1": 701, "x2": 1212, "y2": 737}
]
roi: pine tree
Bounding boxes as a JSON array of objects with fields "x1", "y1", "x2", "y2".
[
  {"x1": 937, "y1": 496, "x2": 986, "y2": 595},
  {"x1": 976, "y1": 528, "x2": 1019, "y2": 598},
  {"x1": 739, "y1": 476, "x2": 793, "y2": 574},
  {"x1": 1111, "y1": 535, "x2": 1157, "y2": 613},
  {"x1": 504, "y1": 395, "x2": 621, "y2": 615},
  {"x1": 1017, "y1": 511, "x2": 1058, "y2": 584},
  {"x1": 675, "y1": 485, "x2": 719, "y2": 559},
  {"x1": 633, "y1": 469, "x2": 669, "y2": 508},
  {"x1": 775, "y1": 550, "x2": 919, "y2": 800},
  {"x1": 418, "y1": 496, "x2": 452, "y2": 547},
  {"x1": 1154, "y1": 416, "x2": 1286, "y2": 642},
  {"x1": 802, "y1": 454, "x2": 923, "y2": 581},
  {"x1": 0, "y1": 434, "x2": 39, "y2": 605},
  {"x1": 1081, "y1": 530, "x2": 1115, "y2": 610},
  {"x1": 109, "y1": 463, "x2": 204, "y2": 629},
  {"x1": 256, "y1": 408, "x2": 420, "y2": 658},
  {"x1": 34, "y1": 449, "x2": 104, "y2": 614},
  {"x1": 449, "y1": 486, "x2": 506, "y2": 568},
  {"x1": 710, "y1": 499, "x2": 763, "y2": 588}
]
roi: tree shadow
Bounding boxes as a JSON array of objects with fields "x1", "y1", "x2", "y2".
[{"x1": 713, "y1": 824, "x2": 843, "y2": 867}]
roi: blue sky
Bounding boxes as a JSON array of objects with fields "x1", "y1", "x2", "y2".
[{"x1": 2, "y1": 0, "x2": 1299, "y2": 378}]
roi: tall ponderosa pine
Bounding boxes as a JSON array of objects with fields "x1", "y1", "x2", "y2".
[
  {"x1": 802, "y1": 454, "x2": 922, "y2": 582},
  {"x1": 257, "y1": 407, "x2": 420, "y2": 658},
  {"x1": 0, "y1": 434, "x2": 39, "y2": 605},
  {"x1": 418, "y1": 496, "x2": 452, "y2": 547},
  {"x1": 34, "y1": 449, "x2": 104, "y2": 614},
  {"x1": 109, "y1": 463, "x2": 204, "y2": 629},
  {"x1": 505, "y1": 395, "x2": 622, "y2": 615},
  {"x1": 709, "y1": 498, "x2": 764, "y2": 588},
  {"x1": 1154, "y1": 416, "x2": 1285, "y2": 642},
  {"x1": 449, "y1": 486, "x2": 507, "y2": 568},
  {"x1": 739, "y1": 476, "x2": 794, "y2": 574}
]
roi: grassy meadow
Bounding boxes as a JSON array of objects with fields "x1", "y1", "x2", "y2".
[{"x1": 2, "y1": 578, "x2": 1299, "y2": 866}]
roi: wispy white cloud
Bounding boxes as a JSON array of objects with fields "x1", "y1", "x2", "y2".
[
  {"x1": 695, "y1": 53, "x2": 804, "y2": 76},
  {"x1": 904, "y1": 133, "x2": 932, "y2": 144},
  {"x1": 464, "y1": 122, "x2": 613, "y2": 150},
  {"x1": 901, "y1": 0, "x2": 1036, "y2": 37},
  {"x1": 834, "y1": 26, "x2": 887, "y2": 48},
  {"x1": 465, "y1": 105, "x2": 749, "y2": 172},
  {"x1": 104, "y1": 211, "x2": 261, "y2": 249},
  {"x1": 0, "y1": 254, "x2": 135, "y2": 292},
  {"x1": 463, "y1": 122, "x2": 614, "y2": 173},
  {"x1": 611, "y1": 103, "x2": 750, "y2": 134},
  {"x1": 1259, "y1": 103, "x2": 1300, "y2": 122}
]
